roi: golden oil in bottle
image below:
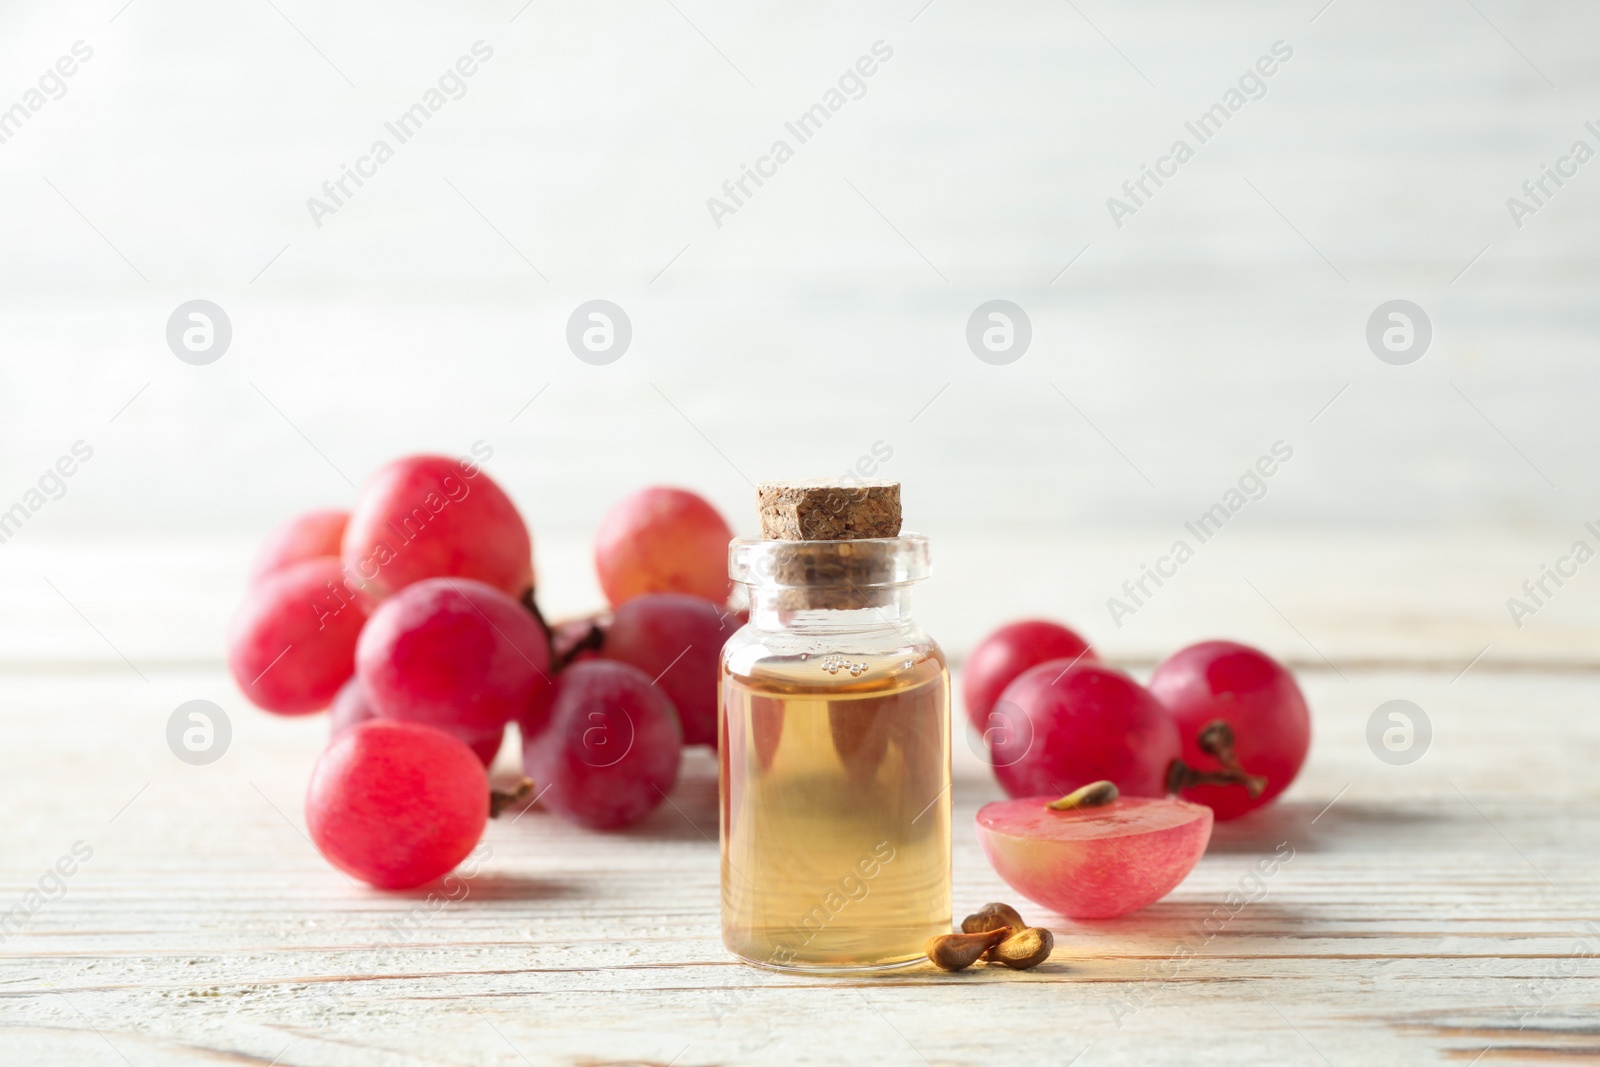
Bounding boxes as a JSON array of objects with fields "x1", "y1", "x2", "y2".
[
  {"x1": 720, "y1": 649, "x2": 950, "y2": 969},
  {"x1": 719, "y1": 506, "x2": 950, "y2": 972}
]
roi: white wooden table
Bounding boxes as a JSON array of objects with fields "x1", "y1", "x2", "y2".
[
  {"x1": 3, "y1": 536, "x2": 1596, "y2": 1066},
  {"x1": 5, "y1": 0, "x2": 1600, "y2": 1061}
]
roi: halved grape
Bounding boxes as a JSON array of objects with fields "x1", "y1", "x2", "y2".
[
  {"x1": 962, "y1": 619, "x2": 1094, "y2": 735},
  {"x1": 521, "y1": 660, "x2": 682, "y2": 830},
  {"x1": 977, "y1": 794, "x2": 1212, "y2": 919},
  {"x1": 991, "y1": 661, "x2": 1179, "y2": 799},
  {"x1": 601, "y1": 593, "x2": 738, "y2": 747},
  {"x1": 229, "y1": 558, "x2": 368, "y2": 715},
  {"x1": 356, "y1": 577, "x2": 551, "y2": 741},
  {"x1": 249, "y1": 508, "x2": 349, "y2": 583},
  {"x1": 343, "y1": 454, "x2": 533, "y2": 601},
  {"x1": 1149, "y1": 641, "x2": 1310, "y2": 821},
  {"x1": 594, "y1": 486, "x2": 732, "y2": 607},
  {"x1": 307, "y1": 720, "x2": 488, "y2": 889}
]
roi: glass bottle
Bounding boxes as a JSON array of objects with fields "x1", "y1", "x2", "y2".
[{"x1": 719, "y1": 533, "x2": 951, "y2": 972}]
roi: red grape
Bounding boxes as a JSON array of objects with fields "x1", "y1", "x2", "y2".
[
  {"x1": 594, "y1": 486, "x2": 732, "y2": 607},
  {"x1": 977, "y1": 794, "x2": 1212, "y2": 919},
  {"x1": 1148, "y1": 641, "x2": 1310, "y2": 821},
  {"x1": 466, "y1": 728, "x2": 505, "y2": 767},
  {"x1": 307, "y1": 720, "x2": 487, "y2": 889},
  {"x1": 356, "y1": 577, "x2": 552, "y2": 743},
  {"x1": 963, "y1": 620, "x2": 1094, "y2": 735},
  {"x1": 229, "y1": 558, "x2": 368, "y2": 715},
  {"x1": 521, "y1": 660, "x2": 682, "y2": 830},
  {"x1": 343, "y1": 454, "x2": 533, "y2": 601},
  {"x1": 250, "y1": 508, "x2": 349, "y2": 583},
  {"x1": 331, "y1": 677, "x2": 503, "y2": 766},
  {"x1": 991, "y1": 661, "x2": 1179, "y2": 799},
  {"x1": 329, "y1": 675, "x2": 372, "y2": 735},
  {"x1": 601, "y1": 593, "x2": 738, "y2": 746}
]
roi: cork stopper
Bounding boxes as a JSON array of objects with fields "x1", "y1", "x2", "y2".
[
  {"x1": 757, "y1": 480, "x2": 901, "y2": 541},
  {"x1": 753, "y1": 481, "x2": 903, "y2": 610}
]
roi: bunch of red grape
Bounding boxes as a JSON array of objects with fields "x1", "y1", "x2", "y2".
[
  {"x1": 228, "y1": 454, "x2": 740, "y2": 889},
  {"x1": 965, "y1": 620, "x2": 1311, "y2": 822}
]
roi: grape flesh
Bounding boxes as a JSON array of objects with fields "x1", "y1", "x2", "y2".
[
  {"x1": 594, "y1": 486, "x2": 732, "y2": 607},
  {"x1": 342, "y1": 454, "x2": 533, "y2": 601},
  {"x1": 1148, "y1": 640, "x2": 1310, "y2": 821},
  {"x1": 330, "y1": 676, "x2": 503, "y2": 766},
  {"x1": 962, "y1": 619, "x2": 1094, "y2": 734},
  {"x1": 521, "y1": 660, "x2": 682, "y2": 830},
  {"x1": 250, "y1": 508, "x2": 349, "y2": 583},
  {"x1": 228, "y1": 558, "x2": 368, "y2": 715},
  {"x1": 356, "y1": 577, "x2": 552, "y2": 743},
  {"x1": 601, "y1": 593, "x2": 738, "y2": 746},
  {"x1": 976, "y1": 795, "x2": 1212, "y2": 918},
  {"x1": 307, "y1": 720, "x2": 488, "y2": 889},
  {"x1": 991, "y1": 661, "x2": 1179, "y2": 799}
]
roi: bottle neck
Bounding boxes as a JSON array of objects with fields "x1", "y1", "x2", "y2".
[{"x1": 747, "y1": 584, "x2": 917, "y2": 635}]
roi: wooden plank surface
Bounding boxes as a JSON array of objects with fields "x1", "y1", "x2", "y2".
[
  {"x1": 4, "y1": 0, "x2": 1600, "y2": 1062},
  {"x1": 3, "y1": 541, "x2": 1598, "y2": 1066}
]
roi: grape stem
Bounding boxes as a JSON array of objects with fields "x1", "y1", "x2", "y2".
[
  {"x1": 1165, "y1": 720, "x2": 1268, "y2": 797},
  {"x1": 519, "y1": 589, "x2": 554, "y2": 662},
  {"x1": 554, "y1": 619, "x2": 607, "y2": 671},
  {"x1": 489, "y1": 777, "x2": 535, "y2": 818}
]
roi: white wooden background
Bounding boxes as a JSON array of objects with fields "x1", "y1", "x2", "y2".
[{"x1": 3, "y1": 0, "x2": 1600, "y2": 1063}]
